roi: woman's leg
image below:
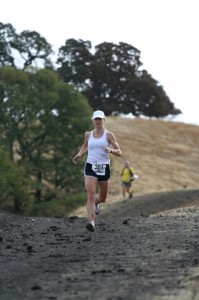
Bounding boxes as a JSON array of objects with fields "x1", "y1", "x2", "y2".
[
  {"x1": 96, "y1": 181, "x2": 109, "y2": 204},
  {"x1": 85, "y1": 176, "x2": 97, "y2": 222}
]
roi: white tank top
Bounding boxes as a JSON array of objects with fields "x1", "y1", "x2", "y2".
[{"x1": 87, "y1": 129, "x2": 111, "y2": 164}]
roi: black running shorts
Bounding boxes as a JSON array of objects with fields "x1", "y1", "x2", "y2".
[
  {"x1": 84, "y1": 163, "x2": 111, "y2": 181},
  {"x1": 122, "y1": 181, "x2": 131, "y2": 188}
]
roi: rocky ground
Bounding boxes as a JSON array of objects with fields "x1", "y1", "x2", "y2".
[{"x1": 1, "y1": 189, "x2": 199, "y2": 300}]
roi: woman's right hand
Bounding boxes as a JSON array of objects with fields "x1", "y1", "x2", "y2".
[{"x1": 72, "y1": 154, "x2": 81, "y2": 164}]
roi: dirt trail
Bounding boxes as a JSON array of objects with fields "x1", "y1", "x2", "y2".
[{"x1": 1, "y1": 189, "x2": 199, "y2": 299}]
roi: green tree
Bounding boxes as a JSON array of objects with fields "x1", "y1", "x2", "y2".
[
  {"x1": 57, "y1": 38, "x2": 93, "y2": 91},
  {"x1": 0, "y1": 22, "x2": 53, "y2": 69},
  {"x1": 0, "y1": 66, "x2": 29, "y2": 160},
  {"x1": 0, "y1": 22, "x2": 16, "y2": 67},
  {"x1": 0, "y1": 148, "x2": 29, "y2": 213},
  {"x1": 0, "y1": 66, "x2": 92, "y2": 204},
  {"x1": 132, "y1": 70, "x2": 181, "y2": 117},
  {"x1": 13, "y1": 30, "x2": 53, "y2": 69},
  {"x1": 57, "y1": 39, "x2": 181, "y2": 117}
]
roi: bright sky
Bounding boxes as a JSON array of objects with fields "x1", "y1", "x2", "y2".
[{"x1": 0, "y1": 0, "x2": 198, "y2": 125}]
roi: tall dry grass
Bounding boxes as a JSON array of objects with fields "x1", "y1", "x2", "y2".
[{"x1": 106, "y1": 116, "x2": 199, "y2": 202}]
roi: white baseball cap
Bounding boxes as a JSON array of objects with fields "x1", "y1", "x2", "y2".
[{"x1": 91, "y1": 110, "x2": 105, "y2": 120}]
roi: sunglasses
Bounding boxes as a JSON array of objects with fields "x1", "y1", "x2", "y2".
[{"x1": 94, "y1": 118, "x2": 103, "y2": 121}]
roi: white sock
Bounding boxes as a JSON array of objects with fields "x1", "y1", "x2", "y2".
[{"x1": 90, "y1": 220, "x2": 95, "y2": 227}]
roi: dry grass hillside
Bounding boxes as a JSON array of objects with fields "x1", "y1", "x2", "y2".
[
  {"x1": 74, "y1": 116, "x2": 199, "y2": 215},
  {"x1": 107, "y1": 116, "x2": 199, "y2": 198}
]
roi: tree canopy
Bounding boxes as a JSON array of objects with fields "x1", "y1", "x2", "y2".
[
  {"x1": 57, "y1": 39, "x2": 181, "y2": 117},
  {"x1": 0, "y1": 22, "x2": 53, "y2": 69},
  {"x1": 0, "y1": 22, "x2": 181, "y2": 117},
  {"x1": 0, "y1": 66, "x2": 92, "y2": 208}
]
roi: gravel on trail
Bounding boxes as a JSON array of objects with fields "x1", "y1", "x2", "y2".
[{"x1": 1, "y1": 189, "x2": 199, "y2": 300}]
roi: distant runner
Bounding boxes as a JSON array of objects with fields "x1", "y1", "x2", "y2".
[{"x1": 121, "y1": 160, "x2": 137, "y2": 199}]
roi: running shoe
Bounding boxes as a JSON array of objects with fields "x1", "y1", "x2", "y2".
[
  {"x1": 86, "y1": 223, "x2": 95, "y2": 232},
  {"x1": 95, "y1": 204, "x2": 101, "y2": 215}
]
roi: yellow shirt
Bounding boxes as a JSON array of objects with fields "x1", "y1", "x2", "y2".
[{"x1": 121, "y1": 167, "x2": 134, "y2": 183}]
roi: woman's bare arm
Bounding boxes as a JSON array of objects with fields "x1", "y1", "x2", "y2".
[
  {"x1": 104, "y1": 131, "x2": 122, "y2": 157},
  {"x1": 72, "y1": 132, "x2": 90, "y2": 164}
]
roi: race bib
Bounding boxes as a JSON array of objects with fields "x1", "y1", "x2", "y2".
[{"x1": 92, "y1": 164, "x2": 106, "y2": 175}]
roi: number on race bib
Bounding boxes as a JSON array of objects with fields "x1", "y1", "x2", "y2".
[{"x1": 92, "y1": 164, "x2": 106, "y2": 175}]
